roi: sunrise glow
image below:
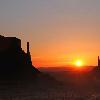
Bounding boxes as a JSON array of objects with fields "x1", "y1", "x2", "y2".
[
  {"x1": 75, "y1": 60, "x2": 83, "y2": 67},
  {"x1": 0, "y1": 0, "x2": 100, "y2": 67}
]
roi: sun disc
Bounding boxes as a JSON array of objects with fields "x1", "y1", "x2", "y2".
[{"x1": 75, "y1": 60, "x2": 83, "y2": 67}]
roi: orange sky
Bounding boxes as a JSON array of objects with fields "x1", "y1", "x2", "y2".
[{"x1": 0, "y1": 0, "x2": 100, "y2": 67}]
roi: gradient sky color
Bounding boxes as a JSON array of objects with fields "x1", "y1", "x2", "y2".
[{"x1": 0, "y1": 0, "x2": 100, "y2": 67}]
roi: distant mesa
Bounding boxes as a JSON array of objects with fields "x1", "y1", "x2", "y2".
[
  {"x1": 98, "y1": 56, "x2": 100, "y2": 68},
  {"x1": 93, "y1": 56, "x2": 100, "y2": 71},
  {"x1": 89, "y1": 56, "x2": 100, "y2": 80},
  {"x1": 0, "y1": 35, "x2": 39, "y2": 79}
]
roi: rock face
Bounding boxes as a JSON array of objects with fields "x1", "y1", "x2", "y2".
[
  {"x1": 92, "y1": 56, "x2": 100, "y2": 78},
  {"x1": 0, "y1": 35, "x2": 39, "y2": 79}
]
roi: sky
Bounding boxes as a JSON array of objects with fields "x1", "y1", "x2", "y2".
[{"x1": 0, "y1": 0, "x2": 100, "y2": 67}]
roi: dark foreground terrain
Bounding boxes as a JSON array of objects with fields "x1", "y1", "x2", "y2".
[
  {"x1": 38, "y1": 67, "x2": 100, "y2": 100},
  {"x1": 1, "y1": 68, "x2": 100, "y2": 100}
]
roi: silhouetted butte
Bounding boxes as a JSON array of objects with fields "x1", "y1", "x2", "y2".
[{"x1": 0, "y1": 35, "x2": 39, "y2": 79}]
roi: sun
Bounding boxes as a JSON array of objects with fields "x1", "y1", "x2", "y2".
[{"x1": 75, "y1": 60, "x2": 83, "y2": 67}]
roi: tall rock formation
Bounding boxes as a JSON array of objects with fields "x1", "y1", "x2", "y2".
[{"x1": 0, "y1": 35, "x2": 39, "y2": 79}]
